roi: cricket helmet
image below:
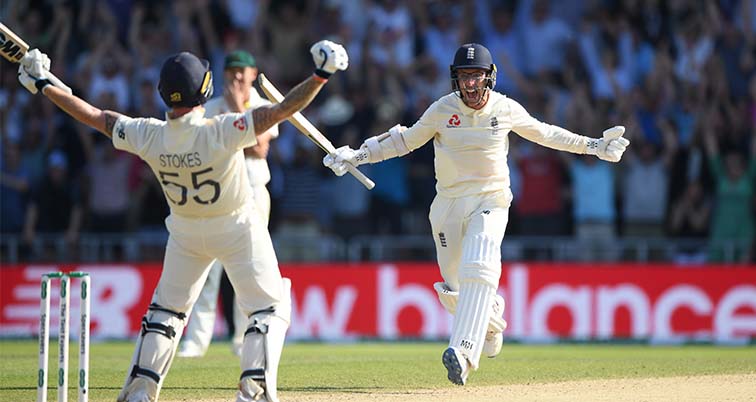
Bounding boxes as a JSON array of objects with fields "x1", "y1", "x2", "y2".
[
  {"x1": 450, "y1": 43, "x2": 497, "y2": 93},
  {"x1": 158, "y1": 52, "x2": 214, "y2": 108}
]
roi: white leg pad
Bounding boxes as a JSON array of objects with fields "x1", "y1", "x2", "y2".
[
  {"x1": 118, "y1": 304, "x2": 187, "y2": 402},
  {"x1": 435, "y1": 282, "x2": 507, "y2": 333},
  {"x1": 448, "y1": 281, "x2": 495, "y2": 370},
  {"x1": 236, "y1": 279, "x2": 291, "y2": 402}
]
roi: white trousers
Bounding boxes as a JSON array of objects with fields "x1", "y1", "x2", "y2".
[
  {"x1": 158, "y1": 196, "x2": 283, "y2": 327},
  {"x1": 429, "y1": 191, "x2": 511, "y2": 290},
  {"x1": 181, "y1": 185, "x2": 271, "y2": 352}
]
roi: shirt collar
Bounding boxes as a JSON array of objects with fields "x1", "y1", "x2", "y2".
[
  {"x1": 455, "y1": 92, "x2": 495, "y2": 115},
  {"x1": 165, "y1": 107, "x2": 206, "y2": 128}
]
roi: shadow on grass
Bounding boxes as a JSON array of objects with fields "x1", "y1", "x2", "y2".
[
  {"x1": 3, "y1": 385, "x2": 389, "y2": 393},
  {"x1": 281, "y1": 386, "x2": 386, "y2": 393}
]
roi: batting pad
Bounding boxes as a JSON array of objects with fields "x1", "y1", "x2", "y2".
[
  {"x1": 118, "y1": 305, "x2": 186, "y2": 402},
  {"x1": 448, "y1": 281, "x2": 495, "y2": 369},
  {"x1": 238, "y1": 278, "x2": 291, "y2": 402},
  {"x1": 435, "y1": 282, "x2": 507, "y2": 333}
]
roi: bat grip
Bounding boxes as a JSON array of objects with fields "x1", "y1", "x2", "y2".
[
  {"x1": 46, "y1": 72, "x2": 72, "y2": 95},
  {"x1": 346, "y1": 163, "x2": 375, "y2": 190}
]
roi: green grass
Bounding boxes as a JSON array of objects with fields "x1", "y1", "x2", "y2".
[{"x1": 1, "y1": 340, "x2": 755, "y2": 401}]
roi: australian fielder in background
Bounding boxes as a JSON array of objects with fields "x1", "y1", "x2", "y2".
[
  {"x1": 324, "y1": 43, "x2": 629, "y2": 386},
  {"x1": 19, "y1": 39, "x2": 348, "y2": 402},
  {"x1": 179, "y1": 50, "x2": 279, "y2": 359}
]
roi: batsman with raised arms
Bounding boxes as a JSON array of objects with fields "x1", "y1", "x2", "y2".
[
  {"x1": 18, "y1": 40, "x2": 348, "y2": 402},
  {"x1": 324, "y1": 43, "x2": 629, "y2": 385}
]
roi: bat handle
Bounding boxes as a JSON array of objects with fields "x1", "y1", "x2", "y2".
[
  {"x1": 46, "y1": 72, "x2": 73, "y2": 95},
  {"x1": 346, "y1": 163, "x2": 375, "y2": 190}
]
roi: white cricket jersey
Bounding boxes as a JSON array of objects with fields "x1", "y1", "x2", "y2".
[
  {"x1": 204, "y1": 87, "x2": 278, "y2": 186},
  {"x1": 400, "y1": 92, "x2": 591, "y2": 198},
  {"x1": 112, "y1": 108, "x2": 258, "y2": 218}
]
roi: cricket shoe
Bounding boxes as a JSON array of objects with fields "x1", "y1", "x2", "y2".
[
  {"x1": 484, "y1": 294, "x2": 506, "y2": 358},
  {"x1": 231, "y1": 339, "x2": 243, "y2": 357},
  {"x1": 236, "y1": 377, "x2": 267, "y2": 402},
  {"x1": 483, "y1": 330, "x2": 503, "y2": 358},
  {"x1": 442, "y1": 347, "x2": 471, "y2": 386},
  {"x1": 117, "y1": 377, "x2": 158, "y2": 402},
  {"x1": 177, "y1": 343, "x2": 205, "y2": 358}
]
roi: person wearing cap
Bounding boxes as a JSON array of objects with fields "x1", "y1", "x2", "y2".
[
  {"x1": 18, "y1": 40, "x2": 348, "y2": 402},
  {"x1": 323, "y1": 43, "x2": 630, "y2": 385},
  {"x1": 178, "y1": 50, "x2": 279, "y2": 358}
]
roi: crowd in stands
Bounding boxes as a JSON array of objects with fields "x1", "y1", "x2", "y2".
[{"x1": 1, "y1": 0, "x2": 754, "y2": 263}]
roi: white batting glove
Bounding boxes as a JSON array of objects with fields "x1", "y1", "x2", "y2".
[
  {"x1": 22, "y1": 49, "x2": 51, "y2": 75},
  {"x1": 323, "y1": 145, "x2": 368, "y2": 176},
  {"x1": 17, "y1": 49, "x2": 71, "y2": 95},
  {"x1": 18, "y1": 64, "x2": 48, "y2": 95},
  {"x1": 587, "y1": 126, "x2": 630, "y2": 163},
  {"x1": 18, "y1": 49, "x2": 52, "y2": 95},
  {"x1": 310, "y1": 40, "x2": 349, "y2": 79}
]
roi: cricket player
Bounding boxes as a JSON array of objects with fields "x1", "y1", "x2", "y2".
[
  {"x1": 324, "y1": 43, "x2": 629, "y2": 385},
  {"x1": 19, "y1": 40, "x2": 348, "y2": 402},
  {"x1": 178, "y1": 50, "x2": 278, "y2": 358}
]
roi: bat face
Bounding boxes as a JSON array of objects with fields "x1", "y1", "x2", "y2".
[{"x1": 0, "y1": 23, "x2": 29, "y2": 63}]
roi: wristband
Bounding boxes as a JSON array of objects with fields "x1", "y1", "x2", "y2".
[
  {"x1": 313, "y1": 69, "x2": 332, "y2": 80},
  {"x1": 35, "y1": 78, "x2": 52, "y2": 93}
]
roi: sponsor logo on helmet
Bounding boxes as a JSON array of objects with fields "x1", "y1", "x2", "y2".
[
  {"x1": 170, "y1": 92, "x2": 182, "y2": 102},
  {"x1": 447, "y1": 114, "x2": 461, "y2": 127}
]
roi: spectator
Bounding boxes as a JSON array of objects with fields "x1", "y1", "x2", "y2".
[
  {"x1": 668, "y1": 180, "x2": 711, "y2": 264},
  {"x1": 567, "y1": 154, "x2": 618, "y2": 261},
  {"x1": 22, "y1": 151, "x2": 84, "y2": 256},
  {"x1": 274, "y1": 143, "x2": 324, "y2": 261},
  {"x1": 620, "y1": 121, "x2": 676, "y2": 237},
  {"x1": 513, "y1": 142, "x2": 568, "y2": 236},
  {"x1": 702, "y1": 125, "x2": 756, "y2": 262},
  {"x1": 0, "y1": 141, "x2": 30, "y2": 235},
  {"x1": 83, "y1": 139, "x2": 133, "y2": 233},
  {"x1": 518, "y1": 0, "x2": 574, "y2": 78}
]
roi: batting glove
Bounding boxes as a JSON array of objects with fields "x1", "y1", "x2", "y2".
[
  {"x1": 310, "y1": 40, "x2": 349, "y2": 80},
  {"x1": 17, "y1": 49, "x2": 52, "y2": 94},
  {"x1": 323, "y1": 145, "x2": 367, "y2": 176},
  {"x1": 587, "y1": 126, "x2": 630, "y2": 163},
  {"x1": 18, "y1": 64, "x2": 50, "y2": 95}
]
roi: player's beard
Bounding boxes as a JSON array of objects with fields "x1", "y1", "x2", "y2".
[{"x1": 460, "y1": 84, "x2": 488, "y2": 109}]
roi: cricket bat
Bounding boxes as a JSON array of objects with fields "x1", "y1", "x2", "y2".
[
  {"x1": 0, "y1": 22, "x2": 72, "y2": 93},
  {"x1": 258, "y1": 73, "x2": 375, "y2": 190}
]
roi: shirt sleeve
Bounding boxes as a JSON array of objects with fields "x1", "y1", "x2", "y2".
[
  {"x1": 401, "y1": 102, "x2": 439, "y2": 151},
  {"x1": 112, "y1": 115, "x2": 151, "y2": 157},
  {"x1": 215, "y1": 108, "x2": 258, "y2": 151},
  {"x1": 509, "y1": 99, "x2": 590, "y2": 154}
]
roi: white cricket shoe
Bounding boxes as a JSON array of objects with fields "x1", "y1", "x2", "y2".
[
  {"x1": 442, "y1": 347, "x2": 471, "y2": 386},
  {"x1": 236, "y1": 377, "x2": 266, "y2": 402},
  {"x1": 177, "y1": 343, "x2": 205, "y2": 358},
  {"x1": 231, "y1": 340, "x2": 243, "y2": 357},
  {"x1": 117, "y1": 378, "x2": 158, "y2": 402},
  {"x1": 483, "y1": 330, "x2": 503, "y2": 358}
]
